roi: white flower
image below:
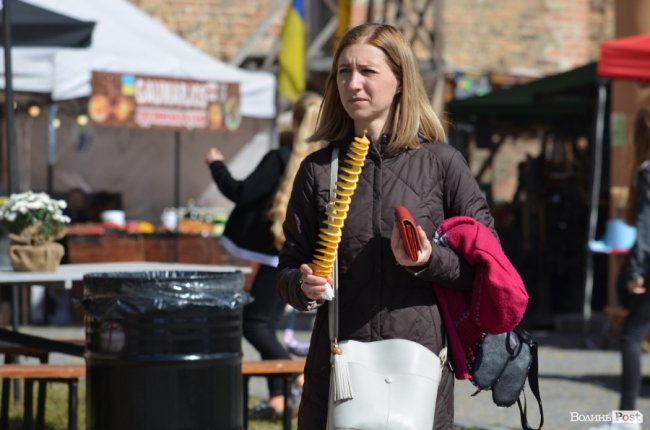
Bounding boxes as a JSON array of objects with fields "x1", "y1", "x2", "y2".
[{"x1": 0, "y1": 191, "x2": 70, "y2": 239}]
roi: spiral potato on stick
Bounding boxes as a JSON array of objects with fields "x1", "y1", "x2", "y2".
[{"x1": 312, "y1": 131, "x2": 370, "y2": 277}]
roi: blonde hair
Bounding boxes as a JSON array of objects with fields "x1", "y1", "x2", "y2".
[
  {"x1": 625, "y1": 106, "x2": 650, "y2": 224},
  {"x1": 268, "y1": 92, "x2": 326, "y2": 250},
  {"x1": 309, "y1": 23, "x2": 445, "y2": 153}
]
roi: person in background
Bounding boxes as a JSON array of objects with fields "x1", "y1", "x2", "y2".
[
  {"x1": 268, "y1": 95, "x2": 328, "y2": 360},
  {"x1": 38, "y1": 187, "x2": 91, "y2": 325},
  {"x1": 63, "y1": 188, "x2": 90, "y2": 224},
  {"x1": 592, "y1": 107, "x2": 650, "y2": 430},
  {"x1": 206, "y1": 92, "x2": 324, "y2": 419},
  {"x1": 87, "y1": 191, "x2": 122, "y2": 223},
  {"x1": 277, "y1": 23, "x2": 496, "y2": 429}
]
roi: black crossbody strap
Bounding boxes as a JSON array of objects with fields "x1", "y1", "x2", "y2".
[{"x1": 515, "y1": 328, "x2": 543, "y2": 430}]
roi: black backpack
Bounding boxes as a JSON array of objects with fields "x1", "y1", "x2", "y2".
[{"x1": 470, "y1": 327, "x2": 544, "y2": 430}]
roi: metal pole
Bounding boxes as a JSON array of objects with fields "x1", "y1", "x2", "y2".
[
  {"x1": 174, "y1": 131, "x2": 181, "y2": 209},
  {"x1": 3, "y1": 0, "x2": 20, "y2": 330},
  {"x1": 3, "y1": 0, "x2": 16, "y2": 194},
  {"x1": 582, "y1": 80, "x2": 608, "y2": 344},
  {"x1": 47, "y1": 103, "x2": 59, "y2": 195},
  {"x1": 174, "y1": 131, "x2": 180, "y2": 262},
  {"x1": 3, "y1": 0, "x2": 20, "y2": 402}
]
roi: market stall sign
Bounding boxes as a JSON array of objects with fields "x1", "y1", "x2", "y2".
[{"x1": 88, "y1": 71, "x2": 241, "y2": 131}]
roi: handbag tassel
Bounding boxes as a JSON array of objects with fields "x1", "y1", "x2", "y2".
[
  {"x1": 332, "y1": 347, "x2": 353, "y2": 402},
  {"x1": 439, "y1": 346, "x2": 447, "y2": 365}
]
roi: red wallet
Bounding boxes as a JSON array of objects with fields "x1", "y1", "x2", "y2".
[{"x1": 394, "y1": 205, "x2": 422, "y2": 262}]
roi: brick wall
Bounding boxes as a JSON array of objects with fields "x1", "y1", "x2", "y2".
[
  {"x1": 120, "y1": 1, "x2": 618, "y2": 319},
  {"x1": 129, "y1": 0, "x2": 284, "y2": 62},
  {"x1": 126, "y1": 0, "x2": 614, "y2": 205},
  {"x1": 444, "y1": 0, "x2": 613, "y2": 75},
  {"x1": 128, "y1": 0, "x2": 614, "y2": 75}
]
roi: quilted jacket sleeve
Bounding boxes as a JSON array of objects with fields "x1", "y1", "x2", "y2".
[
  {"x1": 409, "y1": 147, "x2": 496, "y2": 290},
  {"x1": 277, "y1": 154, "x2": 325, "y2": 310}
]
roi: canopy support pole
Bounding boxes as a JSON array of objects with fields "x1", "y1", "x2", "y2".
[
  {"x1": 3, "y1": 0, "x2": 21, "y2": 402},
  {"x1": 174, "y1": 131, "x2": 181, "y2": 209},
  {"x1": 46, "y1": 103, "x2": 59, "y2": 195},
  {"x1": 173, "y1": 131, "x2": 181, "y2": 262},
  {"x1": 582, "y1": 80, "x2": 608, "y2": 345},
  {"x1": 3, "y1": 0, "x2": 16, "y2": 195}
]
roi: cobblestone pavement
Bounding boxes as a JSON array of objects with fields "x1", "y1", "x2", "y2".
[{"x1": 453, "y1": 331, "x2": 650, "y2": 430}]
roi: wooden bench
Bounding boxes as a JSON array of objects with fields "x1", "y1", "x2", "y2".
[
  {"x1": 0, "y1": 339, "x2": 85, "y2": 430},
  {"x1": 0, "y1": 363, "x2": 86, "y2": 430},
  {"x1": 242, "y1": 359, "x2": 306, "y2": 430},
  {"x1": 0, "y1": 357, "x2": 306, "y2": 430},
  {"x1": 0, "y1": 339, "x2": 85, "y2": 361}
]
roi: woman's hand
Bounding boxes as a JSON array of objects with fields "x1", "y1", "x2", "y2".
[
  {"x1": 299, "y1": 263, "x2": 332, "y2": 301},
  {"x1": 205, "y1": 147, "x2": 224, "y2": 164},
  {"x1": 390, "y1": 222, "x2": 432, "y2": 267},
  {"x1": 627, "y1": 276, "x2": 646, "y2": 295}
]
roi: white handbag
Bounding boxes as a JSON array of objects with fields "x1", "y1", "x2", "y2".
[
  {"x1": 325, "y1": 149, "x2": 443, "y2": 430},
  {"x1": 327, "y1": 338, "x2": 442, "y2": 430}
]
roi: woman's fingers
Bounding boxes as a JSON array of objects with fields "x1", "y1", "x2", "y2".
[
  {"x1": 415, "y1": 225, "x2": 432, "y2": 265},
  {"x1": 299, "y1": 263, "x2": 329, "y2": 300},
  {"x1": 390, "y1": 222, "x2": 407, "y2": 262}
]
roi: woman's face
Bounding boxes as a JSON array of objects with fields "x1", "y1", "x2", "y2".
[{"x1": 336, "y1": 42, "x2": 400, "y2": 138}]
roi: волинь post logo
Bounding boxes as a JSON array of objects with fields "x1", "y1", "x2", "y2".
[
  {"x1": 612, "y1": 410, "x2": 643, "y2": 424},
  {"x1": 570, "y1": 411, "x2": 643, "y2": 424}
]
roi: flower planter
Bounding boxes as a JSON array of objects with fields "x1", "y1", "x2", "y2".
[
  {"x1": 9, "y1": 241, "x2": 65, "y2": 272},
  {"x1": 0, "y1": 191, "x2": 71, "y2": 272}
]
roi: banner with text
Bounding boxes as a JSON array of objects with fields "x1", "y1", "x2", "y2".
[{"x1": 89, "y1": 71, "x2": 241, "y2": 131}]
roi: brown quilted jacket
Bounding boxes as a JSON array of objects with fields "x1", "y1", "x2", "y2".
[{"x1": 278, "y1": 136, "x2": 495, "y2": 430}]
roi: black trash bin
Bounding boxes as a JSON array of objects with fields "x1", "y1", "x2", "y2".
[{"x1": 80, "y1": 270, "x2": 247, "y2": 430}]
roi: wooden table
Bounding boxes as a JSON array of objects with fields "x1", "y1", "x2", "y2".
[
  {"x1": 65, "y1": 233, "x2": 246, "y2": 266},
  {"x1": 64, "y1": 233, "x2": 260, "y2": 291},
  {"x1": 0, "y1": 261, "x2": 252, "y2": 290},
  {"x1": 9, "y1": 234, "x2": 260, "y2": 326}
]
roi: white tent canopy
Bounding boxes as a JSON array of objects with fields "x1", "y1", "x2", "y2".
[
  {"x1": 3, "y1": 0, "x2": 276, "y2": 119},
  {"x1": 1, "y1": 0, "x2": 279, "y2": 222}
]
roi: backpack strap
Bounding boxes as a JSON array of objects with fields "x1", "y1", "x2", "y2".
[{"x1": 515, "y1": 327, "x2": 544, "y2": 430}]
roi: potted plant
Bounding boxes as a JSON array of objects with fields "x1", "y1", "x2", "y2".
[{"x1": 0, "y1": 191, "x2": 71, "y2": 272}]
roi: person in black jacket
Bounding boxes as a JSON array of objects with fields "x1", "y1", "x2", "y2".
[
  {"x1": 206, "y1": 92, "x2": 324, "y2": 418},
  {"x1": 592, "y1": 107, "x2": 650, "y2": 430}
]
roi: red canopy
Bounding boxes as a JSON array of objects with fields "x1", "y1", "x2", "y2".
[{"x1": 598, "y1": 33, "x2": 650, "y2": 81}]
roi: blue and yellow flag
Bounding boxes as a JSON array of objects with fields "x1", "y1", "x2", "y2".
[
  {"x1": 336, "y1": 0, "x2": 351, "y2": 42},
  {"x1": 278, "y1": 0, "x2": 305, "y2": 102}
]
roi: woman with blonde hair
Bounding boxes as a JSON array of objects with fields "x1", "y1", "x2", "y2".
[
  {"x1": 277, "y1": 23, "x2": 495, "y2": 429},
  {"x1": 268, "y1": 92, "x2": 326, "y2": 251},
  {"x1": 206, "y1": 91, "x2": 323, "y2": 419}
]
